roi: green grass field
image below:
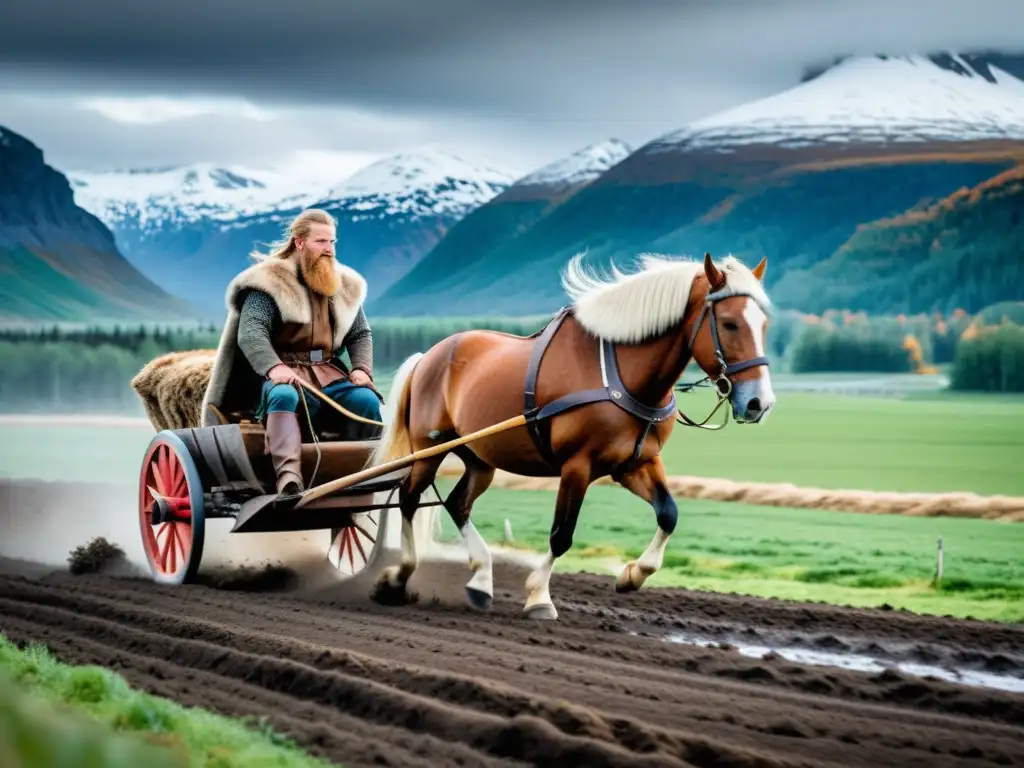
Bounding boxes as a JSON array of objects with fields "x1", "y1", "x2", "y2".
[
  {"x1": 659, "y1": 387, "x2": 1024, "y2": 496},
  {"x1": 0, "y1": 634, "x2": 331, "y2": 767}
]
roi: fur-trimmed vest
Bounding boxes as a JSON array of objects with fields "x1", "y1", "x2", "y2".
[{"x1": 200, "y1": 255, "x2": 368, "y2": 426}]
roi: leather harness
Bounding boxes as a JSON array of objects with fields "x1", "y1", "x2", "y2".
[
  {"x1": 522, "y1": 288, "x2": 770, "y2": 472},
  {"x1": 523, "y1": 305, "x2": 676, "y2": 471}
]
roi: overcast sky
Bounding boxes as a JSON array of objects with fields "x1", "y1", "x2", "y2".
[{"x1": 1, "y1": 0, "x2": 1022, "y2": 178}]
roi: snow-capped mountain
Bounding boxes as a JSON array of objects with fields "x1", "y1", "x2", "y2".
[
  {"x1": 316, "y1": 148, "x2": 515, "y2": 218},
  {"x1": 648, "y1": 53, "x2": 1024, "y2": 153},
  {"x1": 514, "y1": 139, "x2": 632, "y2": 189},
  {"x1": 72, "y1": 147, "x2": 512, "y2": 232},
  {"x1": 67, "y1": 148, "x2": 516, "y2": 312},
  {"x1": 70, "y1": 156, "x2": 358, "y2": 234}
]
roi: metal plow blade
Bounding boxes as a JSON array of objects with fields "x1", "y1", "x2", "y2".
[{"x1": 197, "y1": 488, "x2": 412, "y2": 586}]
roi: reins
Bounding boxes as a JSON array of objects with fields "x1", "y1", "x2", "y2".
[
  {"x1": 294, "y1": 378, "x2": 387, "y2": 488},
  {"x1": 674, "y1": 374, "x2": 732, "y2": 430},
  {"x1": 297, "y1": 386, "x2": 323, "y2": 488}
]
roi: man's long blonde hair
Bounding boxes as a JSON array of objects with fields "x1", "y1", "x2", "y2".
[{"x1": 251, "y1": 208, "x2": 336, "y2": 262}]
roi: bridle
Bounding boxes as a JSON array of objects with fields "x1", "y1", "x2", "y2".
[{"x1": 674, "y1": 286, "x2": 771, "y2": 430}]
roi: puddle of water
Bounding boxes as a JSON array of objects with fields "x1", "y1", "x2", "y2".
[{"x1": 665, "y1": 633, "x2": 1024, "y2": 695}]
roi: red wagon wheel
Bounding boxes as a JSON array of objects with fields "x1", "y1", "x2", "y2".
[
  {"x1": 138, "y1": 431, "x2": 205, "y2": 584},
  {"x1": 328, "y1": 509, "x2": 385, "y2": 577}
]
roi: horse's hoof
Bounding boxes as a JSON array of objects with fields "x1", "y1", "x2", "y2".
[
  {"x1": 371, "y1": 578, "x2": 416, "y2": 606},
  {"x1": 523, "y1": 603, "x2": 558, "y2": 620},
  {"x1": 465, "y1": 586, "x2": 493, "y2": 611},
  {"x1": 615, "y1": 580, "x2": 639, "y2": 594},
  {"x1": 615, "y1": 561, "x2": 645, "y2": 593}
]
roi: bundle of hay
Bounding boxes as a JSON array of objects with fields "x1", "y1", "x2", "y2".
[{"x1": 130, "y1": 349, "x2": 216, "y2": 431}]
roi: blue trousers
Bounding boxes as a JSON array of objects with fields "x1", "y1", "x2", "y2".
[{"x1": 260, "y1": 379, "x2": 383, "y2": 437}]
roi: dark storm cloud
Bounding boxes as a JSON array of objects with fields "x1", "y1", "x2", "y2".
[
  {"x1": 0, "y1": 91, "x2": 417, "y2": 170},
  {"x1": 2, "y1": 0, "x2": 1022, "y2": 173},
  {"x1": 3, "y1": 0, "x2": 1022, "y2": 117},
  {"x1": 0, "y1": 0, "x2": 745, "y2": 116}
]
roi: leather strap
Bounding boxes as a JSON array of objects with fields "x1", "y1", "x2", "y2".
[
  {"x1": 523, "y1": 306, "x2": 571, "y2": 466},
  {"x1": 686, "y1": 290, "x2": 770, "y2": 378},
  {"x1": 522, "y1": 306, "x2": 677, "y2": 472},
  {"x1": 599, "y1": 338, "x2": 677, "y2": 423}
]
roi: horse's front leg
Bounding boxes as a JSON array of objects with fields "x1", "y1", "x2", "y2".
[
  {"x1": 524, "y1": 459, "x2": 591, "y2": 620},
  {"x1": 614, "y1": 455, "x2": 677, "y2": 592}
]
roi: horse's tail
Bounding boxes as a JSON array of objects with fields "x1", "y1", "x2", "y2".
[{"x1": 367, "y1": 352, "x2": 423, "y2": 468}]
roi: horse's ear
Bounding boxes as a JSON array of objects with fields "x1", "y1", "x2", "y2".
[
  {"x1": 752, "y1": 256, "x2": 767, "y2": 281},
  {"x1": 704, "y1": 252, "x2": 726, "y2": 291}
]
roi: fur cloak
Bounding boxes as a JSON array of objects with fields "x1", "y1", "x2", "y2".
[{"x1": 199, "y1": 256, "x2": 368, "y2": 427}]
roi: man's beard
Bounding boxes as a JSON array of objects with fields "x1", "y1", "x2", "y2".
[{"x1": 300, "y1": 250, "x2": 341, "y2": 296}]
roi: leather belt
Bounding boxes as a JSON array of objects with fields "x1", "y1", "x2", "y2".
[{"x1": 279, "y1": 350, "x2": 331, "y2": 364}]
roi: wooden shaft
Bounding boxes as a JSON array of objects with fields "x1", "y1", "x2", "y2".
[{"x1": 294, "y1": 414, "x2": 528, "y2": 507}]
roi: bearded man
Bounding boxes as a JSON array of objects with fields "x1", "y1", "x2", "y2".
[{"x1": 200, "y1": 208, "x2": 383, "y2": 505}]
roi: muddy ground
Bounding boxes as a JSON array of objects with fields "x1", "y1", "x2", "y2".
[{"x1": 2, "y1": 479, "x2": 1024, "y2": 767}]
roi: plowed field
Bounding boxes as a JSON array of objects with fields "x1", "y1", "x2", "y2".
[{"x1": 2, "y1": 549, "x2": 1023, "y2": 768}]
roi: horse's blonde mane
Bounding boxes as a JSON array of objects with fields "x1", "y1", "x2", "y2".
[{"x1": 561, "y1": 251, "x2": 771, "y2": 343}]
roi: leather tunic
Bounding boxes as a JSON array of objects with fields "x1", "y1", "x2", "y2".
[{"x1": 273, "y1": 286, "x2": 348, "y2": 390}]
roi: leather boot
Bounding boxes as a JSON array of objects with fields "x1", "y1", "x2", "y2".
[{"x1": 265, "y1": 411, "x2": 304, "y2": 504}]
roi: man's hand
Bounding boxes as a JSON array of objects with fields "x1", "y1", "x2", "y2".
[
  {"x1": 349, "y1": 368, "x2": 372, "y2": 387},
  {"x1": 267, "y1": 364, "x2": 300, "y2": 386}
]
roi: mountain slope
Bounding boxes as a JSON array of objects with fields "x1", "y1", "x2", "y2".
[
  {"x1": 371, "y1": 52, "x2": 1024, "y2": 317},
  {"x1": 369, "y1": 139, "x2": 631, "y2": 315},
  {"x1": 649, "y1": 53, "x2": 1024, "y2": 151},
  {"x1": 770, "y1": 164, "x2": 1024, "y2": 314},
  {"x1": 0, "y1": 125, "x2": 199, "y2": 324},
  {"x1": 71, "y1": 149, "x2": 515, "y2": 313}
]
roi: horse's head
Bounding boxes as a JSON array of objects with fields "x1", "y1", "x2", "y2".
[{"x1": 687, "y1": 253, "x2": 775, "y2": 424}]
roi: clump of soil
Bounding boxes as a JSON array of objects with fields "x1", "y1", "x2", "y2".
[
  {"x1": 67, "y1": 537, "x2": 128, "y2": 575},
  {"x1": 196, "y1": 564, "x2": 300, "y2": 592}
]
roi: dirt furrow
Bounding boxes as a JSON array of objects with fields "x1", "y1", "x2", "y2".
[
  {"x1": 0, "y1": 615, "x2": 520, "y2": 768},
  {"x1": 11, "y1": 571, "x2": 1023, "y2": 733},
  {"x1": 0, "y1": 584, "x2": 694, "y2": 760},
  {"x1": 30, "y1": 547, "x2": 1024, "y2": 677},
  {"x1": 3, "y1": 569, "x2": 1024, "y2": 768},
  {"x1": 553, "y1": 572, "x2": 1024, "y2": 656},
  {"x1": 1, "y1": 594, "x2": 778, "y2": 768},
  {"x1": 3, "y1": 567, "x2": 994, "y2": 678}
]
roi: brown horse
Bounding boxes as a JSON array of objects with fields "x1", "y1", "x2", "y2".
[{"x1": 369, "y1": 251, "x2": 775, "y2": 618}]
